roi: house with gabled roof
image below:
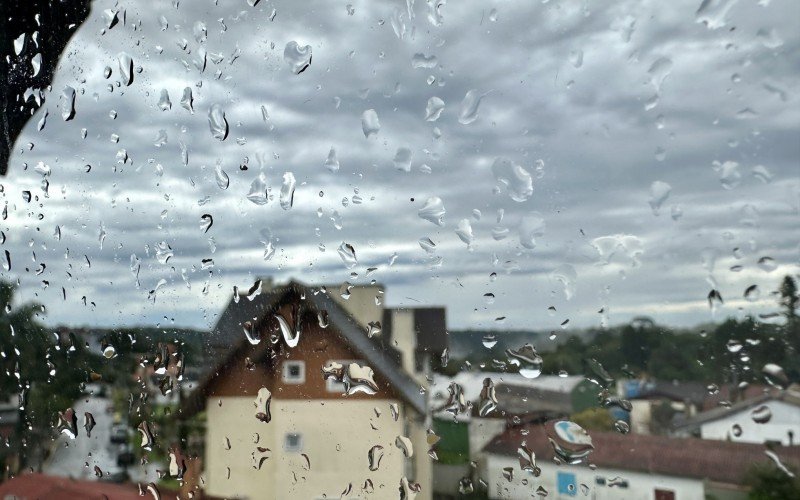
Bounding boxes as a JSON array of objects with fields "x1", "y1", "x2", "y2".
[{"x1": 181, "y1": 279, "x2": 446, "y2": 499}]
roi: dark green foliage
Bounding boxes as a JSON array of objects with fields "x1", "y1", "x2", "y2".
[{"x1": 745, "y1": 463, "x2": 800, "y2": 499}]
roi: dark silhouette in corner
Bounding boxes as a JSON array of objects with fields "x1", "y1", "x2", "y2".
[{"x1": 0, "y1": 0, "x2": 91, "y2": 175}]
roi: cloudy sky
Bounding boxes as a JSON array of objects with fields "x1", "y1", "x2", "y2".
[{"x1": 3, "y1": 0, "x2": 798, "y2": 334}]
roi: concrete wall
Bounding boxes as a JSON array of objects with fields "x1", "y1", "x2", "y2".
[
  {"x1": 483, "y1": 453, "x2": 706, "y2": 500},
  {"x1": 700, "y1": 400, "x2": 800, "y2": 446},
  {"x1": 205, "y1": 397, "x2": 431, "y2": 499}
]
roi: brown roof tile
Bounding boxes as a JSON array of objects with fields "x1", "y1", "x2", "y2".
[{"x1": 483, "y1": 423, "x2": 800, "y2": 485}]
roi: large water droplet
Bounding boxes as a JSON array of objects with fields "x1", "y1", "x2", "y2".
[
  {"x1": 361, "y1": 109, "x2": 380, "y2": 137},
  {"x1": 519, "y1": 213, "x2": 545, "y2": 249},
  {"x1": 751, "y1": 405, "x2": 773, "y2": 424},
  {"x1": 393, "y1": 147, "x2": 413, "y2": 172},
  {"x1": 275, "y1": 313, "x2": 300, "y2": 348},
  {"x1": 762, "y1": 363, "x2": 788, "y2": 389},
  {"x1": 247, "y1": 173, "x2": 269, "y2": 205},
  {"x1": 395, "y1": 435, "x2": 414, "y2": 457},
  {"x1": 506, "y1": 344, "x2": 542, "y2": 378},
  {"x1": 60, "y1": 86, "x2": 76, "y2": 121},
  {"x1": 208, "y1": 104, "x2": 229, "y2": 141},
  {"x1": 138, "y1": 421, "x2": 155, "y2": 450},
  {"x1": 118, "y1": 53, "x2": 134, "y2": 85},
  {"x1": 478, "y1": 378, "x2": 498, "y2": 417},
  {"x1": 280, "y1": 172, "x2": 296, "y2": 210},
  {"x1": 546, "y1": 420, "x2": 594, "y2": 463},
  {"x1": 180, "y1": 87, "x2": 194, "y2": 113},
  {"x1": 492, "y1": 157, "x2": 533, "y2": 202},
  {"x1": 284, "y1": 41, "x2": 312, "y2": 74},
  {"x1": 83, "y1": 412, "x2": 96, "y2": 437},
  {"x1": 458, "y1": 89, "x2": 486, "y2": 125},
  {"x1": 424, "y1": 97, "x2": 445, "y2": 121},
  {"x1": 418, "y1": 197, "x2": 445, "y2": 226},
  {"x1": 338, "y1": 242, "x2": 358, "y2": 269},
  {"x1": 648, "y1": 181, "x2": 671, "y2": 215},
  {"x1": 158, "y1": 89, "x2": 172, "y2": 111},
  {"x1": 368, "y1": 445, "x2": 384, "y2": 471},
  {"x1": 255, "y1": 387, "x2": 272, "y2": 422},
  {"x1": 324, "y1": 147, "x2": 340, "y2": 172}
]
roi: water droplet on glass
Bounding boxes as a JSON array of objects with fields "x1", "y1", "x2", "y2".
[
  {"x1": 208, "y1": 104, "x2": 229, "y2": 140},
  {"x1": 247, "y1": 173, "x2": 269, "y2": 205},
  {"x1": 478, "y1": 378, "x2": 498, "y2": 417},
  {"x1": 338, "y1": 242, "x2": 358, "y2": 269},
  {"x1": 395, "y1": 435, "x2": 414, "y2": 457},
  {"x1": 157, "y1": 89, "x2": 172, "y2": 111},
  {"x1": 275, "y1": 313, "x2": 300, "y2": 348},
  {"x1": 57, "y1": 408, "x2": 78, "y2": 439},
  {"x1": 280, "y1": 172, "x2": 296, "y2": 210},
  {"x1": 506, "y1": 344, "x2": 542, "y2": 378},
  {"x1": 368, "y1": 445, "x2": 384, "y2": 471},
  {"x1": 751, "y1": 405, "x2": 773, "y2": 424},
  {"x1": 324, "y1": 147, "x2": 340, "y2": 172},
  {"x1": 762, "y1": 363, "x2": 789, "y2": 389},
  {"x1": 83, "y1": 412, "x2": 96, "y2": 437},
  {"x1": 418, "y1": 197, "x2": 445, "y2": 226},
  {"x1": 138, "y1": 421, "x2": 155, "y2": 450},
  {"x1": 393, "y1": 147, "x2": 413, "y2": 172},
  {"x1": 547, "y1": 420, "x2": 594, "y2": 463},
  {"x1": 118, "y1": 53, "x2": 134, "y2": 85},
  {"x1": 458, "y1": 89, "x2": 486, "y2": 124},
  {"x1": 455, "y1": 219, "x2": 474, "y2": 246},
  {"x1": 757, "y1": 256, "x2": 777, "y2": 272},
  {"x1": 424, "y1": 97, "x2": 445, "y2": 121},
  {"x1": 492, "y1": 157, "x2": 533, "y2": 202},
  {"x1": 648, "y1": 181, "x2": 671, "y2": 215},
  {"x1": 482, "y1": 334, "x2": 497, "y2": 348},
  {"x1": 255, "y1": 387, "x2": 272, "y2": 422},
  {"x1": 180, "y1": 87, "x2": 194, "y2": 113},
  {"x1": 361, "y1": 109, "x2": 380, "y2": 137},
  {"x1": 519, "y1": 213, "x2": 545, "y2": 249},
  {"x1": 31, "y1": 53, "x2": 42, "y2": 77},
  {"x1": 60, "y1": 86, "x2": 76, "y2": 121},
  {"x1": 284, "y1": 41, "x2": 312, "y2": 74}
]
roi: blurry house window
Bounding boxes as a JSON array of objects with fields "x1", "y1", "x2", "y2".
[
  {"x1": 282, "y1": 361, "x2": 305, "y2": 384},
  {"x1": 284, "y1": 433, "x2": 303, "y2": 452}
]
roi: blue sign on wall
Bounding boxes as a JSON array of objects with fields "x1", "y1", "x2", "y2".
[{"x1": 557, "y1": 471, "x2": 577, "y2": 496}]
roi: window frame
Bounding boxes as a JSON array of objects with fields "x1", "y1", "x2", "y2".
[{"x1": 282, "y1": 360, "x2": 306, "y2": 384}]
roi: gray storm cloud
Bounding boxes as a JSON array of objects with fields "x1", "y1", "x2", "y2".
[{"x1": 2, "y1": 0, "x2": 798, "y2": 332}]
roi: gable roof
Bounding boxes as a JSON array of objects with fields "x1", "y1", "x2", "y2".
[
  {"x1": 182, "y1": 280, "x2": 426, "y2": 416},
  {"x1": 673, "y1": 389, "x2": 800, "y2": 431},
  {"x1": 483, "y1": 424, "x2": 800, "y2": 485}
]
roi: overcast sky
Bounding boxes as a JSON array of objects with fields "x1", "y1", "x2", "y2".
[{"x1": 2, "y1": 0, "x2": 798, "y2": 334}]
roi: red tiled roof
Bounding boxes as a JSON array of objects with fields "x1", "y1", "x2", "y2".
[
  {"x1": 0, "y1": 473, "x2": 178, "y2": 500},
  {"x1": 483, "y1": 424, "x2": 800, "y2": 485}
]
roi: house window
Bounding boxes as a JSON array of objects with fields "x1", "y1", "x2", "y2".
[
  {"x1": 284, "y1": 433, "x2": 303, "y2": 452},
  {"x1": 282, "y1": 361, "x2": 305, "y2": 384},
  {"x1": 557, "y1": 471, "x2": 577, "y2": 496}
]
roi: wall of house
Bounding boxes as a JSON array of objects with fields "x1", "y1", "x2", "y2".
[
  {"x1": 205, "y1": 397, "x2": 423, "y2": 499},
  {"x1": 700, "y1": 400, "x2": 800, "y2": 446},
  {"x1": 630, "y1": 400, "x2": 653, "y2": 435},
  {"x1": 389, "y1": 309, "x2": 418, "y2": 382},
  {"x1": 329, "y1": 284, "x2": 384, "y2": 329},
  {"x1": 483, "y1": 454, "x2": 706, "y2": 500}
]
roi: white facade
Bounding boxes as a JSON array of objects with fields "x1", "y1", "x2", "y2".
[
  {"x1": 205, "y1": 397, "x2": 431, "y2": 500},
  {"x1": 483, "y1": 453, "x2": 705, "y2": 500},
  {"x1": 698, "y1": 400, "x2": 800, "y2": 446}
]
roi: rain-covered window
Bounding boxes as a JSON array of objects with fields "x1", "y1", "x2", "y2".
[{"x1": 0, "y1": 0, "x2": 798, "y2": 499}]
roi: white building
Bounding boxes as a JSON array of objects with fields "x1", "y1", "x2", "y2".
[
  {"x1": 182, "y1": 280, "x2": 447, "y2": 500},
  {"x1": 481, "y1": 423, "x2": 800, "y2": 500},
  {"x1": 673, "y1": 390, "x2": 800, "y2": 446}
]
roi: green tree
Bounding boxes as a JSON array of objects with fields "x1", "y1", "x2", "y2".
[{"x1": 745, "y1": 463, "x2": 800, "y2": 499}]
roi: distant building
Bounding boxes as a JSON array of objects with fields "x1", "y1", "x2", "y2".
[
  {"x1": 481, "y1": 424, "x2": 800, "y2": 500},
  {"x1": 619, "y1": 379, "x2": 707, "y2": 435},
  {"x1": 181, "y1": 280, "x2": 446, "y2": 499},
  {"x1": 673, "y1": 389, "x2": 800, "y2": 446}
]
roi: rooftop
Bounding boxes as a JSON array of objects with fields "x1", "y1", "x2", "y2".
[{"x1": 483, "y1": 423, "x2": 800, "y2": 485}]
